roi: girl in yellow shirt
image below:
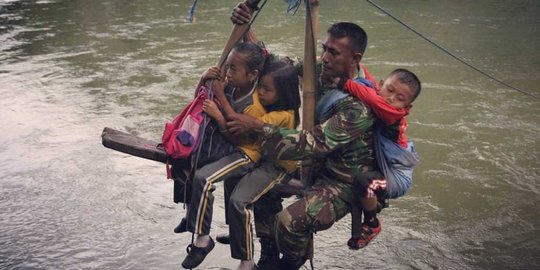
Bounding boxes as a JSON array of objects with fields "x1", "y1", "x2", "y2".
[{"x1": 224, "y1": 61, "x2": 301, "y2": 270}]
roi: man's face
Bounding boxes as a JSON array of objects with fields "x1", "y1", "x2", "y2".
[
  {"x1": 379, "y1": 74, "x2": 415, "y2": 109},
  {"x1": 320, "y1": 36, "x2": 357, "y2": 80}
]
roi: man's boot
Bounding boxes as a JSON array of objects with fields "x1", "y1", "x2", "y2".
[
  {"x1": 278, "y1": 256, "x2": 307, "y2": 270},
  {"x1": 256, "y1": 237, "x2": 280, "y2": 270}
]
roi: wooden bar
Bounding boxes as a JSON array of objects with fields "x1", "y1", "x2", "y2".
[{"x1": 101, "y1": 127, "x2": 167, "y2": 163}]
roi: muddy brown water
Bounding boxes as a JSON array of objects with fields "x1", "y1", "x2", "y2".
[{"x1": 1, "y1": 0, "x2": 538, "y2": 269}]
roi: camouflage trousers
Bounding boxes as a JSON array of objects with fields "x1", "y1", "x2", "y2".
[{"x1": 274, "y1": 175, "x2": 355, "y2": 259}]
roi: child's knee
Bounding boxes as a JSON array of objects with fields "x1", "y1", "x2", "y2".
[{"x1": 228, "y1": 194, "x2": 247, "y2": 211}]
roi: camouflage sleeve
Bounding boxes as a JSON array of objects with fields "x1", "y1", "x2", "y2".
[{"x1": 261, "y1": 98, "x2": 373, "y2": 160}]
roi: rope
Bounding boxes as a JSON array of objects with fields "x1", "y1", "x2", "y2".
[
  {"x1": 366, "y1": 0, "x2": 539, "y2": 100},
  {"x1": 186, "y1": 0, "x2": 199, "y2": 23},
  {"x1": 216, "y1": 0, "x2": 268, "y2": 70},
  {"x1": 240, "y1": 0, "x2": 269, "y2": 47},
  {"x1": 286, "y1": 0, "x2": 302, "y2": 15}
]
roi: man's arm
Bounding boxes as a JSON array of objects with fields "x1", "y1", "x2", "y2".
[
  {"x1": 226, "y1": 110, "x2": 294, "y2": 135},
  {"x1": 260, "y1": 98, "x2": 373, "y2": 160}
]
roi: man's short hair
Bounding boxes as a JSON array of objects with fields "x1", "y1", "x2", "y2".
[
  {"x1": 389, "y1": 68, "x2": 422, "y2": 101},
  {"x1": 327, "y1": 22, "x2": 368, "y2": 54}
]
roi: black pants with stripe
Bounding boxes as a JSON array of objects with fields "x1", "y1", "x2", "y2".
[
  {"x1": 186, "y1": 151, "x2": 255, "y2": 236},
  {"x1": 228, "y1": 161, "x2": 292, "y2": 260}
]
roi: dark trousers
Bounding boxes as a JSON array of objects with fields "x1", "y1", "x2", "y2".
[
  {"x1": 185, "y1": 152, "x2": 255, "y2": 236},
  {"x1": 228, "y1": 161, "x2": 292, "y2": 260}
]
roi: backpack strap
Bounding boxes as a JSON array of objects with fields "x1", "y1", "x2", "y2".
[
  {"x1": 314, "y1": 89, "x2": 349, "y2": 124},
  {"x1": 353, "y1": 77, "x2": 377, "y2": 90}
]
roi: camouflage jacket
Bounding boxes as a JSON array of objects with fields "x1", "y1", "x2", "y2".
[{"x1": 260, "y1": 95, "x2": 376, "y2": 185}]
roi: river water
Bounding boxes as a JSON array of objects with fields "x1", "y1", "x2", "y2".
[{"x1": 1, "y1": 0, "x2": 538, "y2": 269}]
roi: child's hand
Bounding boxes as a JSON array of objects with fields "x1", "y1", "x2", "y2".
[
  {"x1": 202, "y1": 99, "x2": 222, "y2": 120},
  {"x1": 212, "y1": 78, "x2": 227, "y2": 95},
  {"x1": 201, "y1": 66, "x2": 222, "y2": 82},
  {"x1": 226, "y1": 113, "x2": 262, "y2": 135}
]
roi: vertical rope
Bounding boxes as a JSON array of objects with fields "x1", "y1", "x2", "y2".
[
  {"x1": 186, "y1": 0, "x2": 199, "y2": 23},
  {"x1": 286, "y1": 0, "x2": 302, "y2": 15}
]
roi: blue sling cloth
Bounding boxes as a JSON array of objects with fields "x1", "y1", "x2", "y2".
[
  {"x1": 374, "y1": 128, "x2": 419, "y2": 198},
  {"x1": 314, "y1": 85, "x2": 420, "y2": 199}
]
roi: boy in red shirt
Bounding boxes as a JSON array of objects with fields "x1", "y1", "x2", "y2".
[{"x1": 335, "y1": 68, "x2": 421, "y2": 249}]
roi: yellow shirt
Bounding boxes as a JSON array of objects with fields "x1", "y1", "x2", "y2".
[
  {"x1": 235, "y1": 89, "x2": 297, "y2": 172},
  {"x1": 257, "y1": 109, "x2": 297, "y2": 172},
  {"x1": 237, "y1": 91, "x2": 266, "y2": 163}
]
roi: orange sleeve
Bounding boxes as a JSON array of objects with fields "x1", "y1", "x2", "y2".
[
  {"x1": 344, "y1": 79, "x2": 407, "y2": 125},
  {"x1": 361, "y1": 64, "x2": 378, "y2": 91}
]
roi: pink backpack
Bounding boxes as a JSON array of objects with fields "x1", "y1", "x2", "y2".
[{"x1": 162, "y1": 86, "x2": 209, "y2": 177}]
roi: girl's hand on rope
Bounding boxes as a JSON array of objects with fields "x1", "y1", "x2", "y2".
[
  {"x1": 201, "y1": 66, "x2": 222, "y2": 82},
  {"x1": 231, "y1": 2, "x2": 251, "y2": 25},
  {"x1": 211, "y1": 78, "x2": 227, "y2": 96},
  {"x1": 202, "y1": 99, "x2": 223, "y2": 121}
]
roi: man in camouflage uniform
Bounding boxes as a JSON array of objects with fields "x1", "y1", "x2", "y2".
[
  {"x1": 230, "y1": 4, "x2": 378, "y2": 270},
  {"x1": 259, "y1": 74, "x2": 376, "y2": 269}
]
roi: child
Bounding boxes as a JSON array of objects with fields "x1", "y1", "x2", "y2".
[
  {"x1": 181, "y1": 44, "x2": 300, "y2": 270},
  {"x1": 225, "y1": 61, "x2": 300, "y2": 270},
  {"x1": 180, "y1": 42, "x2": 266, "y2": 269},
  {"x1": 336, "y1": 68, "x2": 421, "y2": 249}
]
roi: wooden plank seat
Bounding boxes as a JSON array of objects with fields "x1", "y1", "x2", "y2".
[{"x1": 101, "y1": 127, "x2": 306, "y2": 197}]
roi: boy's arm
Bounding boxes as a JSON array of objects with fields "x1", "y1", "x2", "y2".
[
  {"x1": 342, "y1": 79, "x2": 407, "y2": 125},
  {"x1": 226, "y1": 110, "x2": 292, "y2": 135}
]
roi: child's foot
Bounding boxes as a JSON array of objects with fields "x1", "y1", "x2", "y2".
[
  {"x1": 236, "y1": 259, "x2": 257, "y2": 270},
  {"x1": 216, "y1": 233, "x2": 230, "y2": 244},
  {"x1": 347, "y1": 222, "x2": 381, "y2": 250},
  {"x1": 173, "y1": 218, "x2": 187, "y2": 233},
  {"x1": 181, "y1": 237, "x2": 215, "y2": 269}
]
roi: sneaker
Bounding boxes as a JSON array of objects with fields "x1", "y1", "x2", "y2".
[
  {"x1": 347, "y1": 222, "x2": 381, "y2": 250},
  {"x1": 174, "y1": 218, "x2": 187, "y2": 234},
  {"x1": 216, "y1": 233, "x2": 230, "y2": 245},
  {"x1": 181, "y1": 237, "x2": 215, "y2": 269}
]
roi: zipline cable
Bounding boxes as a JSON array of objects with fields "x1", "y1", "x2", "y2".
[{"x1": 366, "y1": 0, "x2": 539, "y2": 100}]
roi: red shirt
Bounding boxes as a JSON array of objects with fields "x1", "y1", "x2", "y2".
[{"x1": 345, "y1": 65, "x2": 410, "y2": 147}]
